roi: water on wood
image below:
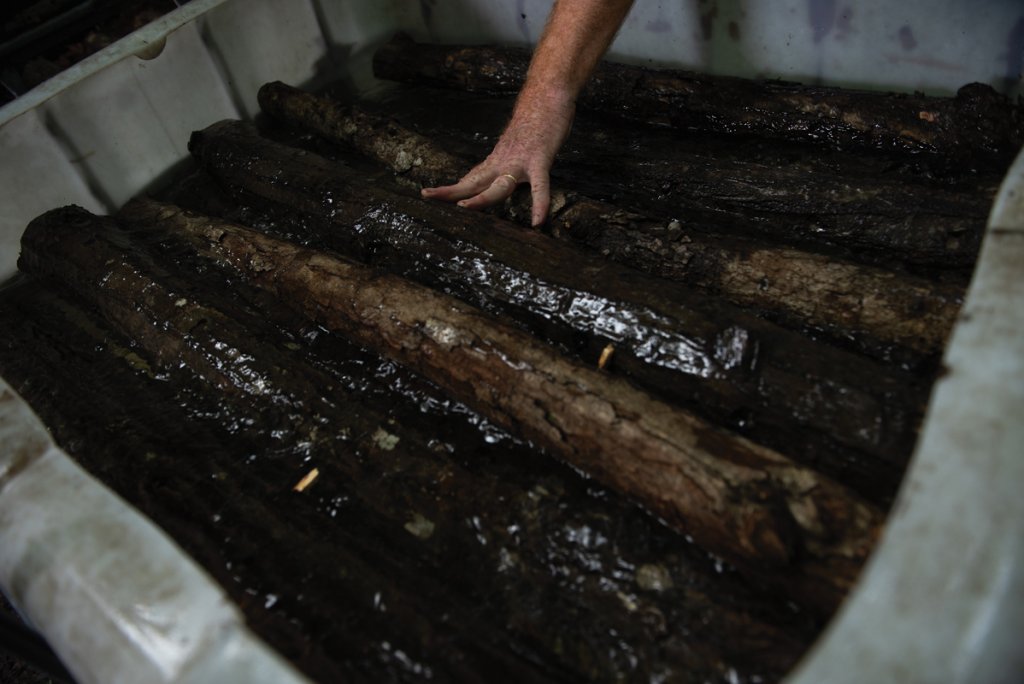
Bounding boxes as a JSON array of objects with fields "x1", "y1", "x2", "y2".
[{"x1": 0, "y1": 40, "x2": 1011, "y2": 682}]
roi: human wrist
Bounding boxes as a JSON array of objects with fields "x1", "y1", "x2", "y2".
[{"x1": 511, "y1": 82, "x2": 577, "y2": 127}]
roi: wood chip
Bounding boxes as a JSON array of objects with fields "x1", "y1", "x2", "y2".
[
  {"x1": 598, "y1": 343, "x2": 615, "y2": 370},
  {"x1": 293, "y1": 467, "x2": 319, "y2": 492}
]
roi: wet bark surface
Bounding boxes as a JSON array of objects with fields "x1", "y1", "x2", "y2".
[{"x1": 552, "y1": 126, "x2": 994, "y2": 271}]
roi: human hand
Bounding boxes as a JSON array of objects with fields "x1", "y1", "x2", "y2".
[{"x1": 420, "y1": 94, "x2": 574, "y2": 227}]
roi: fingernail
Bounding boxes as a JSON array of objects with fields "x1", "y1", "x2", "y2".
[{"x1": 457, "y1": 201, "x2": 468, "y2": 207}]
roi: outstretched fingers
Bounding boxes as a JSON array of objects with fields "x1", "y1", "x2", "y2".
[
  {"x1": 422, "y1": 166, "x2": 553, "y2": 227},
  {"x1": 422, "y1": 163, "x2": 525, "y2": 210}
]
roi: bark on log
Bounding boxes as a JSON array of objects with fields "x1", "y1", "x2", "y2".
[
  {"x1": 186, "y1": 119, "x2": 928, "y2": 505},
  {"x1": 258, "y1": 82, "x2": 466, "y2": 188},
  {"x1": 258, "y1": 81, "x2": 965, "y2": 358},
  {"x1": 552, "y1": 124, "x2": 992, "y2": 270},
  {"x1": 551, "y1": 206, "x2": 963, "y2": 361},
  {"x1": 111, "y1": 197, "x2": 884, "y2": 615},
  {"x1": 373, "y1": 34, "x2": 1024, "y2": 168},
  {"x1": 12, "y1": 211, "x2": 817, "y2": 678}
]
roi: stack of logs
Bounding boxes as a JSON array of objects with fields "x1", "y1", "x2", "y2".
[{"x1": 2, "y1": 35, "x2": 1019, "y2": 683}]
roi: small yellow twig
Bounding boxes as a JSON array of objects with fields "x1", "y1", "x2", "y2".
[
  {"x1": 293, "y1": 467, "x2": 320, "y2": 492},
  {"x1": 598, "y1": 344, "x2": 615, "y2": 370}
]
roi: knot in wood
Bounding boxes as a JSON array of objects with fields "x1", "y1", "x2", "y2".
[{"x1": 423, "y1": 317, "x2": 467, "y2": 350}]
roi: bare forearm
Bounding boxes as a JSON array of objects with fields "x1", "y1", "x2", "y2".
[{"x1": 516, "y1": 0, "x2": 636, "y2": 117}]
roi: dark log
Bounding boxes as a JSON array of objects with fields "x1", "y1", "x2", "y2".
[
  {"x1": 551, "y1": 206, "x2": 964, "y2": 360},
  {"x1": 257, "y1": 81, "x2": 965, "y2": 358},
  {"x1": 114, "y1": 197, "x2": 884, "y2": 615},
  {"x1": 373, "y1": 34, "x2": 1024, "y2": 168},
  {"x1": 10, "y1": 213, "x2": 819, "y2": 679},
  {"x1": 553, "y1": 122, "x2": 994, "y2": 271},
  {"x1": 186, "y1": 119, "x2": 928, "y2": 505}
]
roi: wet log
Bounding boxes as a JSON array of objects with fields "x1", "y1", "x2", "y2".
[
  {"x1": 385, "y1": 83, "x2": 995, "y2": 270},
  {"x1": 258, "y1": 81, "x2": 965, "y2": 358},
  {"x1": 258, "y1": 82, "x2": 466, "y2": 188},
  {"x1": 553, "y1": 124, "x2": 992, "y2": 270},
  {"x1": 373, "y1": 34, "x2": 1024, "y2": 169},
  {"x1": 550, "y1": 206, "x2": 963, "y2": 361},
  {"x1": 113, "y1": 197, "x2": 884, "y2": 615},
  {"x1": 186, "y1": 119, "x2": 928, "y2": 505},
  {"x1": 10, "y1": 211, "x2": 819, "y2": 679}
]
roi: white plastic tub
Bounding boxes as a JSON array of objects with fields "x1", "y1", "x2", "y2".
[{"x1": 1, "y1": 1, "x2": 1022, "y2": 682}]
